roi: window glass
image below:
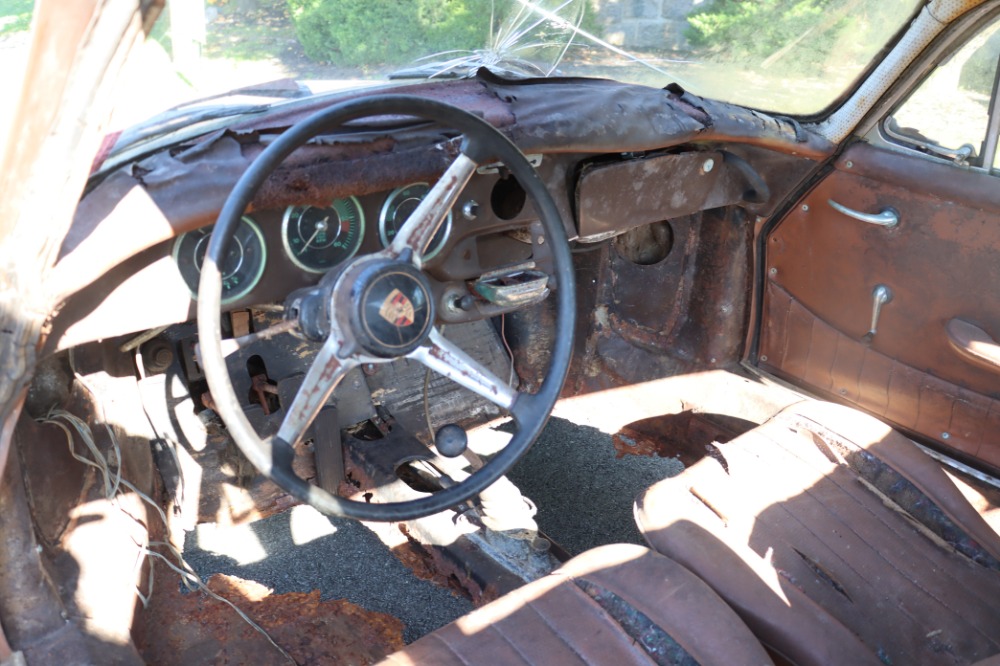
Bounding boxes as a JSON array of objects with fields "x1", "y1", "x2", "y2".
[
  {"x1": 888, "y1": 18, "x2": 1000, "y2": 167},
  {"x1": 0, "y1": 0, "x2": 927, "y2": 136}
]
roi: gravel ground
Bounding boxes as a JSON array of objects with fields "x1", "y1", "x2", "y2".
[
  {"x1": 183, "y1": 506, "x2": 472, "y2": 644},
  {"x1": 508, "y1": 416, "x2": 685, "y2": 556},
  {"x1": 184, "y1": 414, "x2": 684, "y2": 644}
]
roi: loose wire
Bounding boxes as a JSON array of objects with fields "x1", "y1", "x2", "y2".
[{"x1": 39, "y1": 364, "x2": 296, "y2": 664}]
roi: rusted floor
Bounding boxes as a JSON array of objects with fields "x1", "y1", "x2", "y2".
[{"x1": 133, "y1": 573, "x2": 404, "y2": 665}]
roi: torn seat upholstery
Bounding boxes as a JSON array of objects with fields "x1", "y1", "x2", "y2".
[
  {"x1": 636, "y1": 401, "x2": 1000, "y2": 666},
  {"x1": 379, "y1": 543, "x2": 774, "y2": 665}
]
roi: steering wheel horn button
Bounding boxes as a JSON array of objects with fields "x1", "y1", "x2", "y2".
[
  {"x1": 379, "y1": 289, "x2": 415, "y2": 327},
  {"x1": 351, "y1": 261, "x2": 434, "y2": 357}
]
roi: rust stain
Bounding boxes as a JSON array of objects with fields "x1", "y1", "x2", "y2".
[
  {"x1": 133, "y1": 573, "x2": 404, "y2": 666},
  {"x1": 389, "y1": 527, "x2": 500, "y2": 608},
  {"x1": 612, "y1": 428, "x2": 667, "y2": 459},
  {"x1": 338, "y1": 459, "x2": 495, "y2": 608},
  {"x1": 612, "y1": 413, "x2": 748, "y2": 469}
]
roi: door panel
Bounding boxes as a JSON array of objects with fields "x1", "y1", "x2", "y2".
[{"x1": 759, "y1": 141, "x2": 1000, "y2": 467}]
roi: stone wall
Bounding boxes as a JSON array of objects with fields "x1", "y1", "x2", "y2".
[{"x1": 594, "y1": 0, "x2": 702, "y2": 50}]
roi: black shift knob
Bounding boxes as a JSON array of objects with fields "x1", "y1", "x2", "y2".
[{"x1": 435, "y1": 424, "x2": 468, "y2": 458}]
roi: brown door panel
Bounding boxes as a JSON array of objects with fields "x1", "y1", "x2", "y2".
[
  {"x1": 760, "y1": 142, "x2": 1000, "y2": 463},
  {"x1": 761, "y1": 282, "x2": 1000, "y2": 469}
]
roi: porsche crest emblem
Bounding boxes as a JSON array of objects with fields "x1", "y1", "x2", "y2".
[{"x1": 378, "y1": 289, "x2": 415, "y2": 327}]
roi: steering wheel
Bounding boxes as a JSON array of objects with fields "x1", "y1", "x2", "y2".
[{"x1": 196, "y1": 95, "x2": 575, "y2": 521}]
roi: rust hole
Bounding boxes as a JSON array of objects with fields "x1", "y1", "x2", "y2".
[
  {"x1": 613, "y1": 221, "x2": 673, "y2": 266},
  {"x1": 395, "y1": 460, "x2": 445, "y2": 494}
]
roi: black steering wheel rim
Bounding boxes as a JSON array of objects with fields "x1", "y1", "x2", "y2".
[{"x1": 196, "y1": 95, "x2": 575, "y2": 521}]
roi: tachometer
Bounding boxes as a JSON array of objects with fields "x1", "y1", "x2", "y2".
[
  {"x1": 282, "y1": 197, "x2": 364, "y2": 273},
  {"x1": 172, "y1": 216, "x2": 267, "y2": 305},
  {"x1": 379, "y1": 183, "x2": 452, "y2": 260}
]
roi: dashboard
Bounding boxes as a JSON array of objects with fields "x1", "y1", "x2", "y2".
[
  {"x1": 171, "y1": 183, "x2": 454, "y2": 306},
  {"x1": 49, "y1": 159, "x2": 563, "y2": 352}
]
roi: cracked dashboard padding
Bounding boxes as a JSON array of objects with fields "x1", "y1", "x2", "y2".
[{"x1": 636, "y1": 401, "x2": 1000, "y2": 666}]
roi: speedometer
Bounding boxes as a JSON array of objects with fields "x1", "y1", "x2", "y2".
[
  {"x1": 281, "y1": 197, "x2": 364, "y2": 273},
  {"x1": 172, "y1": 216, "x2": 267, "y2": 305},
  {"x1": 379, "y1": 183, "x2": 452, "y2": 260}
]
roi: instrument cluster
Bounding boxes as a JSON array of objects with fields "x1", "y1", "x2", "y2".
[{"x1": 172, "y1": 182, "x2": 452, "y2": 303}]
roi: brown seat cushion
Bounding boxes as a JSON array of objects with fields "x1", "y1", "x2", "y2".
[
  {"x1": 636, "y1": 401, "x2": 1000, "y2": 666},
  {"x1": 379, "y1": 543, "x2": 773, "y2": 665}
]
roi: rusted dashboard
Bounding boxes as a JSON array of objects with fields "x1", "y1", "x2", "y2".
[
  {"x1": 48, "y1": 164, "x2": 554, "y2": 351},
  {"x1": 47, "y1": 75, "x2": 832, "y2": 355}
]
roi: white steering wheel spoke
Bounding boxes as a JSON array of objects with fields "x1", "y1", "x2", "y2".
[
  {"x1": 275, "y1": 334, "x2": 358, "y2": 448},
  {"x1": 409, "y1": 328, "x2": 517, "y2": 410},
  {"x1": 387, "y1": 152, "x2": 478, "y2": 267},
  {"x1": 198, "y1": 95, "x2": 572, "y2": 521}
]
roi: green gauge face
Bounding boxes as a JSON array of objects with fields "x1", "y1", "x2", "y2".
[
  {"x1": 379, "y1": 183, "x2": 452, "y2": 260},
  {"x1": 172, "y1": 216, "x2": 267, "y2": 305},
  {"x1": 282, "y1": 197, "x2": 364, "y2": 274}
]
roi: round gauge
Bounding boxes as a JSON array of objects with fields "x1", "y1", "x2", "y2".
[
  {"x1": 379, "y1": 182, "x2": 453, "y2": 260},
  {"x1": 282, "y1": 197, "x2": 364, "y2": 274},
  {"x1": 172, "y1": 216, "x2": 267, "y2": 305}
]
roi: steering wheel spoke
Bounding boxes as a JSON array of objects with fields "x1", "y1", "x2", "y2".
[
  {"x1": 275, "y1": 335, "x2": 357, "y2": 449},
  {"x1": 198, "y1": 95, "x2": 574, "y2": 521},
  {"x1": 387, "y1": 152, "x2": 477, "y2": 267},
  {"x1": 409, "y1": 328, "x2": 517, "y2": 410}
]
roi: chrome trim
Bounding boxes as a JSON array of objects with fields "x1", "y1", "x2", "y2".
[
  {"x1": 882, "y1": 119, "x2": 976, "y2": 166},
  {"x1": 915, "y1": 442, "x2": 1000, "y2": 492},
  {"x1": 828, "y1": 199, "x2": 899, "y2": 228},
  {"x1": 865, "y1": 284, "x2": 893, "y2": 341}
]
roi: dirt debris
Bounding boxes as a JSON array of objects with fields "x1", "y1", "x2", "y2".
[{"x1": 133, "y1": 573, "x2": 404, "y2": 665}]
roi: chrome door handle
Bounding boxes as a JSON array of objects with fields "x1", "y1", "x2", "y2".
[
  {"x1": 863, "y1": 284, "x2": 893, "y2": 342},
  {"x1": 828, "y1": 199, "x2": 899, "y2": 228}
]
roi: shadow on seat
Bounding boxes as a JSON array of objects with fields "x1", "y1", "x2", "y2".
[
  {"x1": 379, "y1": 543, "x2": 774, "y2": 665},
  {"x1": 636, "y1": 401, "x2": 1000, "y2": 666}
]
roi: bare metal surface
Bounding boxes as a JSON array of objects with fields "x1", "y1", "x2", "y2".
[
  {"x1": 0, "y1": 0, "x2": 160, "y2": 514},
  {"x1": 560, "y1": 208, "x2": 752, "y2": 398}
]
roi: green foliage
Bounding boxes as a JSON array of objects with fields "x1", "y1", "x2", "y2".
[
  {"x1": 286, "y1": 0, "x2": 493, "y2": 67},
  {"x1": 685, "y1": 0, "x2": 840, "y2": 65},
  {"x1": 0, "y1": 0, "x2": 33, "y2": 37}
]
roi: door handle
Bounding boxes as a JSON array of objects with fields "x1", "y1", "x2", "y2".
[{"x1": 828, "y1": 199, "x2": 899, "y2": 228}]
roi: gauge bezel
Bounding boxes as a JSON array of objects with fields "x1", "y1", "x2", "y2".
[
  {"x1": 378, "y1": 182, "x2": 453, "y2": 261},
  {"x1": 281, "y1": 197, "x2": 365, "y2": 274},
  {"x1": 172, "y1": 215, "x2": 267, "y2": 306}
]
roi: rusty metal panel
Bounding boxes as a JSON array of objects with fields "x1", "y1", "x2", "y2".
[
  {"x1": 576, "y1": 151, "x2": 745, "y2": 241},
  {"x1": 133, "y1": 573, "x2": 404, "y2": 665}
]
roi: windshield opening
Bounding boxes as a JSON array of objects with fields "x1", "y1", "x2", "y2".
[{"x1": 2, "y1": 0, "x2": 927, "y2": 134}]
